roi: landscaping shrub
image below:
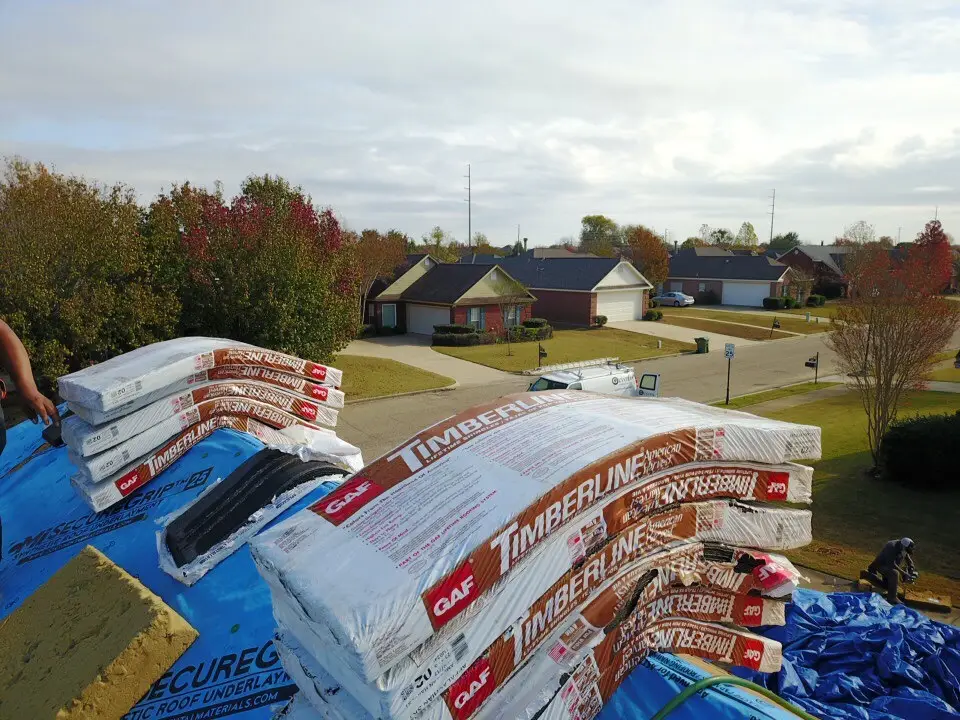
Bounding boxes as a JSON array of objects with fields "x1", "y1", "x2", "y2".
[
  {"x1": 507, "y1": 325, "x2": 553, "y2": 342},
  {"x1": 643, "y1": 310, "x2": 663, "y2": 321},
  {"x1": 594, "y1": 315, "x2": 608, "y2": 327},
  {"x1": 805, "y1": 294, "x2": 826, "y2": 307},
  {"x1": 819, "y1": 283, "x2": 845, "y2": 300},
  {"x1": 696, "y1": 290, "x2": 720, "y2": 305},
  {"x1": 433, "y1": 323, "x2": 475, "y2": 335},
  {"x1": 783, "y1": 297, "x2": 800, "y2": 309},
  {"x1": 762, "y1": 297, "x2": 787, "y2": 310},
  {"x1": 357, "y1": 324, "x2": 375, "y2": 338},
  {"x1": 523, "y1": 317, "x2": 550, "y2": 329},
  {"x1": 878, "y1": 411, "x2": 960, "y2": 491},
  {"x1": 432, "y1": 331, "x2": 496, "y2": 347},
  {"x1": 649, "y1": 298, "x2": 659, "y2": 308}
]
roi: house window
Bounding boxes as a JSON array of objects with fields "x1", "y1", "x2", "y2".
[
  {"x1": 367, "y1": 304, "x2": 375, "y2": 319},
  {"x1": 382, "y1": 304, "x2": 397, "y2": 328},
  {"x1": 467, "y1": 306, "x2": 486, "y2": 330},
  {"x1": 698, "y1": 282, "x2": 706, "y2": 292},
  {"x1": 505, "y1": 305, "x2": 522, "y2": 327}
]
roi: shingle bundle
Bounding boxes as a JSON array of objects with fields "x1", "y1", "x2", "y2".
[
  {"x1": 254, "y1": 392, "x2": 821, "y2": 720},
  {"x1": 58, "y1": 337, "x2": 359, "y2": 512}
]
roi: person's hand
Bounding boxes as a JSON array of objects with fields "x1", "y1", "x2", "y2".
[{"x1": 19, "y1": 388, "x2": 60, "y2": 426}]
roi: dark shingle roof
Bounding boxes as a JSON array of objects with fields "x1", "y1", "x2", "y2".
[
  {"x1": 482, "y1": 256, "x2": 625, "y2": 291},
  {"x1": 458, "y1": 253, "x2": 503, "y2": 264},
  {"x1": 791, "y1": 245, "x2": 854, "y2": 275},
  {"x1": 400, "y1": 264, "x2": 495, "y2": 304},
  {"x1": 669, "y1": 250, "x2": 789, "y2": 281}
]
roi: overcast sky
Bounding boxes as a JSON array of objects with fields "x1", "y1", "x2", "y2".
[{"x1": 2, "y1": 0, "x2": 958, "y2": 247}]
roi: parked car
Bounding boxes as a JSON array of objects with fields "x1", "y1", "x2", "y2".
[
  {"x1": 528, "y1": 363, "x2": 660, "y2": 397},
  {"x1": 653, "y1": 291, "x2": 695, "y2": 307}
]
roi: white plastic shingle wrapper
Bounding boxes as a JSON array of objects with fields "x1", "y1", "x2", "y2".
[
  {"x1": 157, "y1": 473, "x2": 346, "y2": 586},
  {"x1": 71, "y1": 416, "x2": 360, "y2": 512},
  {"x1": 69, "y1": 397, "x2": 339, "y2": 483},
  {"x1": 271, "y1": 694, "x2": 329, "y2": 720},
  {"x1": 63, "y1": 381, "x2": 340, "y2": 457},
  {"x1": 69, "y1": 366, "x2": 346, "y2": 427},
  {"x1": 251, "y1": 392, "x2": 820, "y2": 682},
  {"x1": 58, "y1": 337, "x2": 342, "y2": 413},
  {"x1": 263, "y1": 496, "x2": 809, "y2": 720}
]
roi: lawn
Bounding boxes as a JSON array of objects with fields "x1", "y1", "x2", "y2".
[
  {"x1": 929, "y1": 366, "x2": 960, "y2": 382},
  {"x1": 781, "y1": 301, "x2": 844, "y2": 319},
  {"x1": 711, "y1": 381, "x2": 840, "y2": 410},
  {"x1": 335, "y1": 354, "x2": 455, "y2": 401},
  {"x1": 659, "y1": 314, "x2": 794, "y2": 341},
  {"x1": 661, "y1": 307, "x2": 826, "y2": 335},
  {"x1": 433, "y1": 328, "x2": 694, "y2": 372},
  {"x1": 754, "y1": 390, "x2": 960, "y2": 603}
]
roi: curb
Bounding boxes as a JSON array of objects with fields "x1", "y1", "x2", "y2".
[{"x1": 344, "y1": 381, "x2": 459, "y2": 405}]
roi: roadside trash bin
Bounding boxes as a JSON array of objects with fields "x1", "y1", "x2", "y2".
[
  {"x1": 805, "y1": 312, "x2": 811, "y2": 322},
  {"x1": 695, "y1": 337, "x2": 709, "y2": 354}
]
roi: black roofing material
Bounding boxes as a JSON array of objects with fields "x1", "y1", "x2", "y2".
[
  {"x1": 480, "y1": 256, "x2": 624, "y2": 291},
  {"x1": 669, "y1": 250, "x2": 789, "y2": 281},
  {"x1": 400, "y1": 263, "x2": 494, "y2": 303},
  {"x1": 165, "y1": 449, "x2": 347, "y2": 567}
]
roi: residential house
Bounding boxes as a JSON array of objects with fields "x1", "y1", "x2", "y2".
[
  {"x1": 471, "y1": 256, "x2": 653, "y2": 325},
  {"x1": 777, "y1": 244, "x2": 855, "y2": 297},
  {"x1": 666, "y1": 247, "x2": 791, "y2": 306},
  {"x1": 370, "y1": 260, "x2": 536, "y2": 335}
]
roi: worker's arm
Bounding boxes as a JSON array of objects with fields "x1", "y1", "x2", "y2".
[
  {"x1": 904, "y1": 551, "x2": 916, "y2": 575},
  {"x1": 0, "y1": 320, "x2": 59, "y2": 425}
]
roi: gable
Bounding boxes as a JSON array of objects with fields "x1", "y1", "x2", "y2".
[
  {"x1": 458, "y1": 266, "x2": 537, "y2": 302},
  {"x1": 378, "y1": 256, "x2": 437, "y2": 299},
  {"x1": 593, "y1": 262, "x2": 652, "y2": 290}
]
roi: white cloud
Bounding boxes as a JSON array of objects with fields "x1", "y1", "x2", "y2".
[{"x1": 1, "y1": 0, "x2": 958, "y2": 244}]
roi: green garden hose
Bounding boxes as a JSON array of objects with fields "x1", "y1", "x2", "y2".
[{"x1": 649, "y1": 675, "x2": 820, "y2": 720}]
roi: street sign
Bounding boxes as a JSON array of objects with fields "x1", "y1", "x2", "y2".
[{"x1": 724, "y1": 343, "x2": 735, "y2": 359}]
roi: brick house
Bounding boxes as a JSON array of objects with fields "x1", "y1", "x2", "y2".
[
  {"x1": 468, "y1": 256, "x2": 653, "y2": 325},
  {"x1": 665, "y1": 247, "x2": 791, "y2": 306},
  {"x1": 370, "y1": 261, "x2": 535, "y2": 335},
  {"x1": 777, "y1": 245, "x2": 855, "y2": 298}
]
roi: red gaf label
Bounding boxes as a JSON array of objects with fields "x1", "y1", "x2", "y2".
[
  {"x1": 754, "y1": 557, "x2": 793, "y2": 592},
  {"x1": 299, "y1": 403, "x2": 318, "y2": 421},
  {"x1": 446, "y1": 657, "x2": 494, "y2": 720},
  {"x1": 115, "y1": 468, "x2": 145, "y2": 496},
  {"x1": 309, "y1": 364, "x2": 327, "y2": 380},
  {"x1": 740, "y1": 637, "x2": 766, "y2": 670},
  {"x1": 739, "y1": 596, "x2": 765, "y2": 625},
  {"x1": 311, "y1": 385, "x2": 329, "y2": 401},
  {"x1": 425, "y1": 560, "x2": 479, "y2": 629},
  {"x1": 311, "y1": 475, "x2": 383, "y2": 526},
  {"x1": 765, "y1": 471, "x2": 789, "y2": 501}
]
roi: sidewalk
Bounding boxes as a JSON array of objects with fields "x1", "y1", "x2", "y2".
[{"x1": 342, "y1": 335, "x2": 511, "y2": 386}]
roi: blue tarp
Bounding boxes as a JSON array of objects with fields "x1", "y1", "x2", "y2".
[
  {"x1": 736, "y1": 588, "x2": 960, "y2": 719},
  {"x1": 0, "y1": 413, "x2": 798, "y2": 720},
  {"x1": 0, "y1": 411, "x2": 339, "y2": 720}
]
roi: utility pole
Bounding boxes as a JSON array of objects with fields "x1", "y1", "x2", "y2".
[
  {"x1": 768, "y1": 189, "x2": 776, "y2": 243},
  {"x1": 897, "y1": 227, "x2": 901, "y2": 243},
  {"x1": 935, "y1": 206, "x2": 939, "y2": 221},
  {"x1": 464, "y1": 164, "x2": 471, "y2": 248}
]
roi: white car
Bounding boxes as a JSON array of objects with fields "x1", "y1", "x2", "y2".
[
  {"x1": 528, "y1": 363, "x2": 660, "y2": 397},
  {"x1": 653, "y1": 291, "x2": 695, "y2": 307}
]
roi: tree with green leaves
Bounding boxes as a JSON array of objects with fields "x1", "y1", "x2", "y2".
[
  {"x1": 710, "y1": 228, "x2": 734, "y2": 249},
  {"x1": 491, "y1": 271, "x2": 530, "y2": 355},
  {"x1": 420, "y1": 226, "x2": 460, "y2": 262},
  {"x1": 681, "y1": 236, "x2": 708, "y2": 250},
  {"x1": 734, "y1": 222, "x2": 759, "y2": 248},
  {"x1": 510, "y1": 240, "x2": 524, "y2": 256},
  {"x1": 578, "y1": 215, "x2": 620, "y2": 257},
  {"x1": 769, "y1": 231, "x2": 800, "y2": 252}
]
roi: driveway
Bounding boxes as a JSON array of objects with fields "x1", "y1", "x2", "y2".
[
  {"x1": 609, "y1": 320, "x2": 760, "y2": 347},
  {"x1": 342, "y1": 335, "x2": 510, "y2": 386}
]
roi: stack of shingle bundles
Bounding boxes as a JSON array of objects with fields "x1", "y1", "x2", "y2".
[
  {"x1": 252, "y1": 391, "x2": 820, "y2": 720},
  {"x1": 58, "y1": 337, "x2": 360, "y2": 512}
]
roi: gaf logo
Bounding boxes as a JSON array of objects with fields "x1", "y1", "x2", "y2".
[
  {"x1": 310, "y1": 365, "x2": 327, "y2": 380},
  {"x1": 311, "y1": 385, "x2": 329, "y2": 401},
  {"x1": 741, "y1": 638, "x2": 765, "y2": 669},
  {"x1": 312, "y1": 475, "x2": 384, "y2": 526},
  {"x1": 425, "y1": 561, "x2": 479, "y2": 629},
  {"x1": 448, "y1": 658, "x2": 494, "y2": 719},
  {"x1": 300, "y1": 404, "x2": 318, "y2": 420},
  {"x1": 115, "y1": 469, "x2": 142, "y2": 496},
  {"x1": 766, "y1": 471, "x2": 789, "y2": 500},
  {"x1": 741, "y1": 597, "x2": 764, "y2": 621}
]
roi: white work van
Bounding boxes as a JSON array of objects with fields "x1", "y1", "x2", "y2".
[{"x1": 528, "y1": 363, "x2": 660, "y2": 397}]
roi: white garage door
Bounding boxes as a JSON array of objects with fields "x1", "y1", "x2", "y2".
[
  {"x1": 721, "y1": 282, "x2": 770, "y2": 307},
  {"x1": 596, "y1": 290, "x2": 644, "y2": 321},
  {"x1": 406, "y1": 304, "x2": 451, "y2": 335}
]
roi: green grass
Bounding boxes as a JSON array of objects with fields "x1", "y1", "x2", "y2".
[
  {"x1": 780, "y1": 301, "x2": 843, "y2": 319},
  {"x1": 433, "y1": 328, "x2": 693, "y2": 372},
  {"x1": 335, "y1": 354, "x2": 455, "y2": 400},
  {"x1": 659, "y1": 314, "x2": 794, "y2": 341},
  {"x1": 711, "y1": 382, "x2": 840, "y2": 410},
  {"x1": 754, "y1": 390, "x2": 960, "y2": 602},
  {"x1": 661, "y1": 307, "x2": 826, "y2": 335},
  {"x1": 928, "y1": 366, "x2": 960, "y2": 382}
]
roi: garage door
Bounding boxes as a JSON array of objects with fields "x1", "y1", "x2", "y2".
[
  {"x1": 721, "y1": 282, "x2": 769, "y2": 307},
  {"x1": 406, "y1": 304, "x2": 451, "y2": 335},
  {"x1": 596, "y1": 290, "x2": 644, "y2": 321}
]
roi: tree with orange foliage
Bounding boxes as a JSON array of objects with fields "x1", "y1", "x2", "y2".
[
  {"x1": 623, "y1": 225, "x2": 670, "y2": 288},
  {"x1": 828, "y1": 242, "x2": 960, "y2": 465},
  {"x1": 912, "y1": 219, "x2": 953, "y2": 292}
]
